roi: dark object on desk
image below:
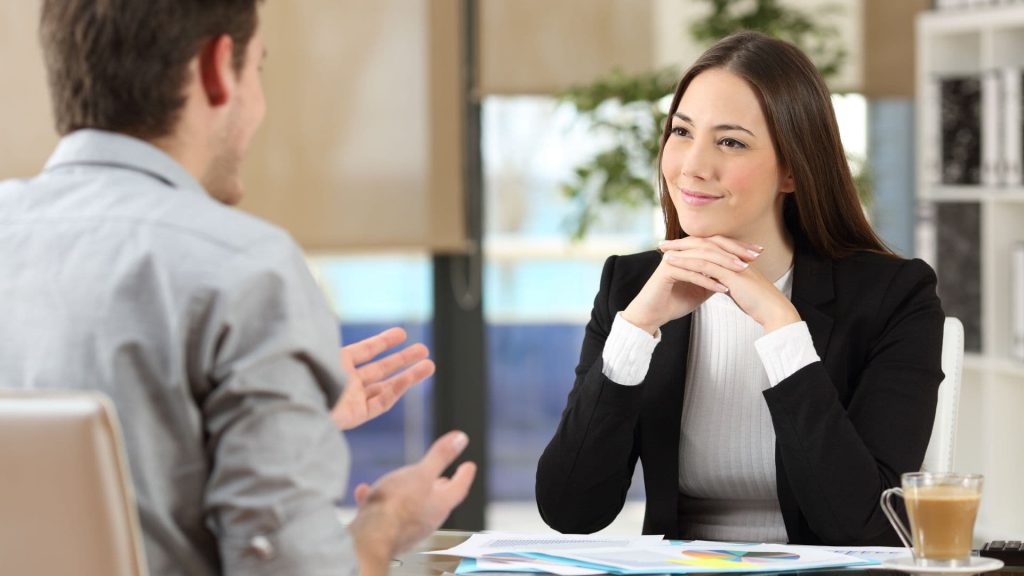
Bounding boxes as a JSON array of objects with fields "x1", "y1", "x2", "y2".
[{"x1": 981, "y1": 540, "x2": 1024, "y2": 566}]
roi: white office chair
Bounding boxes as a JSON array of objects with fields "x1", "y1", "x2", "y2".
[
  {"x1": 0, "y1": 390, "x2": 148, "y2": 576},
  {"x1": 921, "y1": 317, "x2": 965, "y2": 473}
]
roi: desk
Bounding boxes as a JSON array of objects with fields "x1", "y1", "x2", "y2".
[
  {"x1": 392, "y1": 530, "x2": 471, "y2": 576},
  {"x1": 392, "y1": 532, "x2": 1024, "y2": 576}
]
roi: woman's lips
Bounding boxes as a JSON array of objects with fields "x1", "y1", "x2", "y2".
[{"x1": 680, "y1": 189, "x2": 722, "y2": 206}]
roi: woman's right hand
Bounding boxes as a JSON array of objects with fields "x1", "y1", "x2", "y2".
[{"x1": 621, "y1": 236, "x2": 761, "y2": 335}]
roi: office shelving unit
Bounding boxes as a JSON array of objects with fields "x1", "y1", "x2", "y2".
[{"x1": 918, "y1": 4, "x2": 1024, "y2": 542}]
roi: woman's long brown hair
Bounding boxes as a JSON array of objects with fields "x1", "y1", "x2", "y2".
[{"x1": 658, "y1": 31, "x2": 891, "y2": 259}]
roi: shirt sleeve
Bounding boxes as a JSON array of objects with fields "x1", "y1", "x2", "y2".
[
  {"x1": 754, "y1": 320, "x2": 821, "y2": 387},
  {"x1": 195, "y1": 234, "x2": 359, "y2": 576},
  {"x1": 601, "y1": 312, "x2": 662, "y2": 386}
]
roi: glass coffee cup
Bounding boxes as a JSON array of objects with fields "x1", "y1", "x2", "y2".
[{"x1": 881, "y1": 472, "x2": 983, "y2": 567}]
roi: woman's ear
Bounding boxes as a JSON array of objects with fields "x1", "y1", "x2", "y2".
[{"x1": 779, "y1": 171, "x2": 796, "y2": 193}]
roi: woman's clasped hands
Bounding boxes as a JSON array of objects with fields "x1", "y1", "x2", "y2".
[{"x1": 621, "y1": 235, "x2": 801, "y2": 335}]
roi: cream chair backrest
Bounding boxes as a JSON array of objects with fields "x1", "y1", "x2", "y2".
[
  {"x1": 0, "y1": 390, "x2": 148, "y2": 576},
  {"x1": 921, "y1": 317, "x2": 965, "y2": 473}
]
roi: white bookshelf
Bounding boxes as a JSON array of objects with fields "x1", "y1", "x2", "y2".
[{"x1": 918, "y1": 5, "x2": 1024, "y2": 543}]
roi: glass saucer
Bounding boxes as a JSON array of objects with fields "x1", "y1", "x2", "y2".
[{"x1": 881, "y1": 555, "x2": 1004, "y2": 574}]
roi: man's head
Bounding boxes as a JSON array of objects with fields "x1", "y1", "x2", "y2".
[{"x1": 40, "y1": 0, "x2": 265, "y2": 204}]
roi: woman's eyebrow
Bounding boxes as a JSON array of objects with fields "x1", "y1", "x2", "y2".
[{"x1": 673, "y1": 112, "x2": 755, "y2": 137}]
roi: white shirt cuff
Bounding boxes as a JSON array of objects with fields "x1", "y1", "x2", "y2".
[
  {"x1": 754, "y1": 321, "x2": 821, "y2": 387},
  {"x1": 601, "y1": 312, "x2": 661, "y2": 386}
]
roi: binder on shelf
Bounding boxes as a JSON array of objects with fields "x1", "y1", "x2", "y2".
[
  {"x1": 982, "y1": 70, "x2": 1003, "y2": 186},
  {"x1": 935, "y1": 203, "x2": 983, "y2": 353},
  {"x1": 1001, "y1": 67, "x2": 1024, "y2": 187},
  {"x1": 1013, "y1": 242, "x2": 1024, "y2": 362},
  {"x1": 939, "y1": 75, "x2": 983, "y2": 186}
]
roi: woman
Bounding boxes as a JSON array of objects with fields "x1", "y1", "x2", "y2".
[{"x1": 535, "y1": 31, "x2": 944, "y2": 546}]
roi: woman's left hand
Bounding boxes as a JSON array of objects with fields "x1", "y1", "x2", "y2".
[{"x1": 720, "y1": 264, "x2": 802, "y2": 332}]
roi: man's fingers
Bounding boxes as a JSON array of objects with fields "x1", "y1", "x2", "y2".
[
  {"x1": 354, "y1": 483, "x2": 371, "y2": 507},
  {"x1": 356, "y1": 342, "x2": 430, "y2": 383},
  {"x1": 419, "y1": 430, "x2": 470, "y2": 478},
  {"x1": 333, "y1": 358, "x2": 435, "y2": 430},
  {"x1": 359, "y1": 360, "x2": 435, "y2": 421},
  {"x1": 362, "y1": 359, "x2": 434, "y2": 401},
  {"x1": 434, "y1": 461, "x2": 477, "y2": 511},
  {"x1": 344, "y1": 327, "x2": 408, "y2": 365}
]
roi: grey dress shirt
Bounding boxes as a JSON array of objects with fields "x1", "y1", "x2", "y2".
[{"x1": 0, "y1": 130, "x2": 357, "y2": 576}]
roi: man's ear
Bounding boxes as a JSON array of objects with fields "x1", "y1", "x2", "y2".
[{"x1": 197, "y1": 35, "x2": 236, "y2": 107}]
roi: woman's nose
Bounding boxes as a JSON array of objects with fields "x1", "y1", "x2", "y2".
[{"x1": 679, "y1": 141, "x2": 712, "y2": 181}]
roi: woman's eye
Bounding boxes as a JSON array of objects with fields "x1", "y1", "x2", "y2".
[
  {"x1": 719, "y1": 137, "x2": 747, "y2": 149},
  {"x1": 671, "y1": 126, "x2": 690, "y2": 137}
]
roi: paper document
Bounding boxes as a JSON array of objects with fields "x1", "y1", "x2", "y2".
[
  {"x1": 532, "y1": 542, "x2": 874, "y2": 574},
  {"x1": 430, "y1": 533, "x2": 883, "y2": 574},
  {"x1": 686, "y1": 541, "x2": 911, "y2": 563},
  {"x1": 460, "y1": 557, "x2": 606, "y2": 575},
  {"x1": 426, "y1": 532, "x2": 668, "y2": 558},
  {"x1": 788, "y1": 544, "x2": 912, "y2": 562}
]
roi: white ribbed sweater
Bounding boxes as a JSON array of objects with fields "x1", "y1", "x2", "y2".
[{"x1": 602, "y1": 268, "x2": 820, "y2": 542}]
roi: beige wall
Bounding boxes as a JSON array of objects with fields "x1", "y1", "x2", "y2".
[
  {"x1": 479, "y1": 0, "x2": 869, "y2": 94},
  {"x1": 0, "y1": 1, "x2": 467, "y2": 253},
  {"x1": 0, "y1": 1, "x2": 58, "y2": 179},
  {"x1": 239, "y1": 0, "x2": 466, "y2": 252},
  {"x1": 862, "y1": 0, "x2": 930, "y2": 98},
  {"x1": 480, "y1": 0, "x2": 924, "y2": 102},
  {"x1": 478, "y1": 0, "x2": 654, "y2": 95}
]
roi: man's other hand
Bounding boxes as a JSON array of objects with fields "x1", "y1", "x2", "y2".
[{"x1": 348, "y1": 431, "x2": 477, "y2": 575}]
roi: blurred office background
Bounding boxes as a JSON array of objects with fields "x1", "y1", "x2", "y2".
[{"x1": 2, "y1": 0, "x2": 1022, "y2": 541}]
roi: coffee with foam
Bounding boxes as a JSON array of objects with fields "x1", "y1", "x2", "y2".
[{"x1": 905, "y1": 485, "x2": 980, "y2": 562}]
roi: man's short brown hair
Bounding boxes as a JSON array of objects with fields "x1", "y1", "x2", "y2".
[{"x1": 40, "y1": 0, "x2": 260, "y2": 140}]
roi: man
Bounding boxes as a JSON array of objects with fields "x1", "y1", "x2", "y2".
[{"x1": 0, "y1": 1, "x2": 474, "y2": 575}]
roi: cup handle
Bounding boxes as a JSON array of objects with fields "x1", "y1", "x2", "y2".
[{"x1": 880, "y1": 487, "x2": 913, "y2": 551}]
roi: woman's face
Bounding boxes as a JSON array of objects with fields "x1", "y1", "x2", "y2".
[{"x1": 661, "y1": 68, "x2": 794, "y2": 241}]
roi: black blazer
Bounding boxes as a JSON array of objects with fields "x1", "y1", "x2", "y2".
[{"x1": 535, "y1": 243, "x2": 945, "y2": 545}]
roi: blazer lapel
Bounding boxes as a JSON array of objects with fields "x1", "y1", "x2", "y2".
[
  {"x1": 655, "y1": 313, "x2": 691, "y2": 404},
  {"x1": 640, "y1": 311, "x2": 691, "y2": 537},
  {"x1": 791, "y1": 244, "x2": 836, "y2": 356},
  {"x1": 645, "y1": 312, "x2": 691, "y2": 440}
]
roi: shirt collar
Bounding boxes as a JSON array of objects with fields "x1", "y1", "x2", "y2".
[
  {"x1": 44, "y1": 129, "x2": 207, "y2": 196},
  {"x1": 774, "y1": 264, "x2": 795, "y2": 299}
]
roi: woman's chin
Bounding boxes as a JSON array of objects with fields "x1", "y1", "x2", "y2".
[{"x1": 679, "y1": 221, "x2": 728, "y2": 239}]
